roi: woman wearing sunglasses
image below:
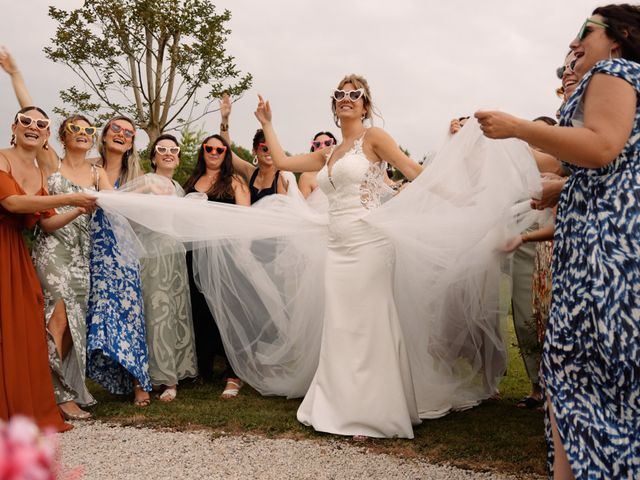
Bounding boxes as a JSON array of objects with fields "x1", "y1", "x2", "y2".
[
  {"x1": 254, "y1": 74, "x2": 427, "y2": 439},
  {"x1": 218, "y1": 96, "x2": 289, "y2": 204},
  {"x1": 0, "y1": 50, "x2": 118, "y2": 420},
  {"x1": 477, "y1": 4, "x2": 640, "y2": 478},
  {"x1": 182, "y1": 135, "x2": 249, "y2": 398},
  {"x1": 1, "y1": 106, "x2": 97, "y2": 432},
  {"x1": 85, "y1": 116, "x2": 152, "y2": 407},
  {"x1": 299, "y1": 132, "x2": 337, "y2": 199},
  {"x1": 140, "y1": 134, "x2": 197, "y2": 402}
]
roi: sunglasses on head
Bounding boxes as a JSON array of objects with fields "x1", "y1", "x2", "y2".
[
  {"x1": 109, "y1": 122, "x2": 135, "y2": 138},
  {"x1": 16, "y1": 113, "x2": 50, "y2": 130},
  {"x1": 203, "y1": 144, "x2": 227, "y2": 155},
  {"x1": 577, "y1": 18, "x2": 608, "y2": 41},
  {"x1": 311, "y1": 139, "x2": 335, "y2": 151},
  {"x1": 66, "y1": 123, "x2": 97, "y2": 136},
  {"x1": 257, "y1": 143, "x2": 269, "y2": 153},
  {"x1": 155, "y1": 145, "x2": 180, "y2": 155},
  {"x1": 332, "y1": 89, "x2": 365, "y2": 102}
]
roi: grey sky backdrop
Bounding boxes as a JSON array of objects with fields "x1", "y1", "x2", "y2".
[{"x1": 0, "y1": 1, "x2": 602, "y2": 159}]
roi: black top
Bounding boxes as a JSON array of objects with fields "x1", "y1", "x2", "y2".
[
  {"x1": 249, "y1": 169, "x2": 280, "y2": 205},
  {"x1": 185, "y1": 184, "x2": 235, "y2": 204}
]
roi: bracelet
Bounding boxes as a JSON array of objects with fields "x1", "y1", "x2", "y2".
[{"x1": 220, "y1": 122, "x2": 229, "y2": 132}]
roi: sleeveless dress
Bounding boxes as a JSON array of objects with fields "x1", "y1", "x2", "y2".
[
  {"x1": 249, "y1": 169, "x2": 280, "y2": 205},
  {"x1": 0, "y1": 161, "x2": 70, "y2": 432},
  {"x1": 542, "y1": 58, "x2": 640, "y2": 478},
  {"x1": 86, "y1": 179, "x2": 151, "y2": 394},
  {"x1": 32, "y1": 161, "x2": 97, "y2": 407},
  {"x1": 140, "y1": 178, "x2": 197, "y2": 386},
  {"x1": 296, "y1": 133, "x2": 421, "y2": 438}
]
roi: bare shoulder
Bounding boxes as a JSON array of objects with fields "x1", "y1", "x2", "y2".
[
  {"x1": 0, "y1": 148, "x2": 12, "y2": 172},
  {"x1": 232, "y1": 174, "x2": 248, "y2": 189}
]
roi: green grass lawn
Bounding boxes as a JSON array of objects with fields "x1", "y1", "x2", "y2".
[{"x1": 87, "y1": 319, "x2": 546, "y2": 477}]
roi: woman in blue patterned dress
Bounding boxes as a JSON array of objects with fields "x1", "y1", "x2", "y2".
[
  {"x1": 476, "y1": 5, "x2": 640, "y2": 478},
  {"x1": 86, "y1": 116, "x2": 152, "y2": 407}
]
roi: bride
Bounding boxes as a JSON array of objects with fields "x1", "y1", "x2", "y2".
[
  {"x1": 254, "y1": 75, "x2": 424, "y2": 438},
  {"x1": 95, "y1": 74, "x2": 542, "y2": 439}
]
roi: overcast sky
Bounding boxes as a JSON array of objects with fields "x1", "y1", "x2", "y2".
[{"x1": 0, "y1": 0, "x2": 602, "y2": 159}]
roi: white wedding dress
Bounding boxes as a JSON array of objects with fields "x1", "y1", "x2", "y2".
[
  {"x1": 95, "y1": 121, "x2": 544, "y2": 439},
  {"x1": 297, "y1": 134, "x2": 421, "y2": 438}
]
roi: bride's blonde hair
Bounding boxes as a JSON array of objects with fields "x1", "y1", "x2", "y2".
[{"x1": 332, "y1": 74, "x2": 381, "y2": 127}]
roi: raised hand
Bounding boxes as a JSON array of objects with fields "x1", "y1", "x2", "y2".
[
  {"x1": 254, "y1": 94, "x2": 272, "y2": 126},
  {"x1": 475, "y1": 110, "x2": 522, "y2": 139},
  {"x1": 0, "y1": 46, "x2": 19, "y2": 75},
  {"x1": 220, "y1": 93, "x2": 231, "y2": 121}
]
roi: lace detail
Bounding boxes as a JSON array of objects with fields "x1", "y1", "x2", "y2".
[{"x1": 359, "y1": 161, "x2": 386, "y2": 210}]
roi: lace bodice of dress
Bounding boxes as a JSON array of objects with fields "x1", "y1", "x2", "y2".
[{"x1": 317, "y1": 134, "x2": 387, "y2": 214}]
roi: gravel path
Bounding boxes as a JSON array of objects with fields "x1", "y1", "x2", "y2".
[{"x1": 58, "y1": 422, "x2": 534, "y2": 479}]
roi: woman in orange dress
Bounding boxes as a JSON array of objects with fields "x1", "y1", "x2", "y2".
[{"x1": 0, "y1": 106, "x2": 96, "y2": 432}]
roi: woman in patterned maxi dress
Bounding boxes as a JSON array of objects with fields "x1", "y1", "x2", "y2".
[{"x1": 476, "y1": 5, "x2": 640, "y2": 478}]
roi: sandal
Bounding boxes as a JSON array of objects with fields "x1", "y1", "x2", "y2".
[
  {"x1": 515, "y1": 396, "x2": 543, "y2": 410},
  {"x1": 158, "y1": 387, "x2": 177, "y2": 402},
  {"x1": 220, "y1": 379, "x2": 243, "y2": 399},
  {"x1": 133, "y1": 385, "x2": 151, "y2": 407}
]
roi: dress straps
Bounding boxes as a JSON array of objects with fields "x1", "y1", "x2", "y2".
[{"x1": 0, "y1": 151, "x2": 11, "y2": 173}]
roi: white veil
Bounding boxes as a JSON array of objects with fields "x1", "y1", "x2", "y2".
[{"x1": 95, "y1": 121, "x2": 543, "y2": 409}]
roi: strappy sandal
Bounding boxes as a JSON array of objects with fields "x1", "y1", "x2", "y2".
[
  {"x1": 133, "y1": 385, "x2": 151, "y2": 407},
  {"x1": 158, "y1": 387, "x2": 177, "y2": 402},
  {"x1": 220, "y1": 379, "x2": 243, "y2": 399}
]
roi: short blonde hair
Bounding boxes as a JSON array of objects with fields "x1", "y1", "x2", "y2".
[{"x1": 331, "y1": 74, "x2": 374, "y2": 127}]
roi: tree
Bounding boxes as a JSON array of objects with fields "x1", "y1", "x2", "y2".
[{"x1": 45, "y1": 0, "x2": 252, "y2": 142}]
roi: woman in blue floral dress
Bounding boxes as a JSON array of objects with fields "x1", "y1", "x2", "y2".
[
  {"x1": 86, "y1": 116, "x2": 152, "y2": 406},
  {"x1": 477, "y1": 5, "x2": 640, "y2": 478}
]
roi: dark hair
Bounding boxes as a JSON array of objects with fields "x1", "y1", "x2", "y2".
[
  {"x1": 182, "y1": 134, "x2": 235, "y2": 199},
  {"x1": 593, "y1": 4, "x2": 640, "y2": 62},
  {"x1": 149, "y1": 134, "x2": 181, "y2": 172},
  {"x1": 59, "y1": 114, "x2": 93, "y2": 144},
  {"x1": 14, "y1": 106, "x2": 49, "y2": 122},
  {"x1": 11, "y1": 106, "x2": 50, "y2": 146},
  {"x1": 99, "y1": 115, "x2": 142, "y2": 186},
  {"x1": 532, "y1": 116, "x2": 558, "y2": 126},
  {"x1": 309, "y1": 131, "x2": 337, "y2": 152},
  {"x1": 252, "y1": 129, "x2": 265, "y2": 150}
]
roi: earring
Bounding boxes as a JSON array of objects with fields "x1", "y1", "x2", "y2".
[
  {"x1": 252, "y1": 155, "x2": 258, "y2": 166},
  {"x1": 10, "y1": 134, "x2": 16, "y2": 147},
  {"x1": 43, "y1": 140, "x2": 49, "y2": 150}
]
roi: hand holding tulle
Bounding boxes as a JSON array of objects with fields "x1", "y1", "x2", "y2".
[
  {"x1": 474, "y1": 110, "x2": 522, "y2": 139},
  {"x1": 502, "y1": 235, "x2": 524, "y2": 253},
  {"x1": 70, "y1": 192, "x2": 98, "y2": 209},
  {"x1": 254, "y1": 94, "x2": 272, "y2": 125},
  {"x1": 530, "y1": 175, "x2": 566, "y2": 210}
]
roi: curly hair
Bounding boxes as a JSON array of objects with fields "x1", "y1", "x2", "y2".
[{"x1": 594, "y1": 4, "x2": 640, "y2": 62}]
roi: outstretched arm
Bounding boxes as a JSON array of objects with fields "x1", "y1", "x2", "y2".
[
  {"x1": 367, "y1": 128, "x2": 422, "y2": 181},
  {"x1": 39, "y1": 207, "x2": 93, "y2": 232},
  {"x1": 218, "y1": 93, "x2": 255, "y2": 182},
  {"x1": 475, "y1": 74, "x2": 636, "y2": 168},
  {"x1": 255, "y1": 95, "x2": 326, "y2": 173},
  {"x1": 0, "y1": 46, "x2": 59, "y2": 175},
  {"x1": 0, "y1": 46, "x2": 33, "y2": 107}
]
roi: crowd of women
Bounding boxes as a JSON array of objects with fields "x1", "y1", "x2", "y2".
[{"x1": 0, "y1": 3, "x2": 638, "y2": 479}]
